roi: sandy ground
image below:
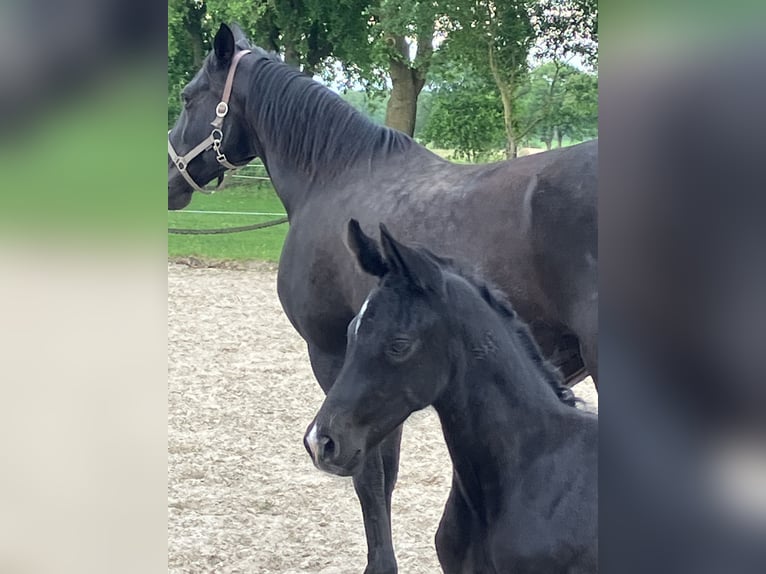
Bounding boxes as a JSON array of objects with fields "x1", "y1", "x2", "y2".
[{"x1": 168, "y1": 261, "x2": 598, "y2": 574}]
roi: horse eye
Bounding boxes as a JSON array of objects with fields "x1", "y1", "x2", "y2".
[
  {"x1": 181, "y1": 93, "x2": 191, "y2": 108},
  {"x1": 387, "y1": 338, "x2": 412, "y2": 358}
]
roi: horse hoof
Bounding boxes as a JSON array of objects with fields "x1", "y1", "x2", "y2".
[{"x1": 363, "y1": 561, "x2": 397, "y2": 574}]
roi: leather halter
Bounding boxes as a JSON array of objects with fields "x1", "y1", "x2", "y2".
[{"x1": 168, "y1": 49, "x2": 252, "y2": 194}]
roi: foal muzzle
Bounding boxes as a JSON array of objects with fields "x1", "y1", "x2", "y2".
[{"x1": 168, "y1": 49, "x2": 252, "y2": 194}]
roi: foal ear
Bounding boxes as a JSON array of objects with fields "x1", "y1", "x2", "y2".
[
  {"x1": 379, "y1": 224, "x2": 445, "y2": 296},
  {"x1": 214, "y1": 23, "x2": 236, "y2": 65},
  {"x1": 346, "y1": 219, "x2": 389, "y2": 277}
]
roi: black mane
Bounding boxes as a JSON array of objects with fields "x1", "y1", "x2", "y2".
[
  {"x1": 416, "y1": 246, "x2": 577, "y2": 407},
  {"x1": 246, "y1": 51, "x2": 414, "y2": 181}
]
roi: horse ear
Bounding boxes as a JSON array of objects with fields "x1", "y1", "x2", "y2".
[
  {"x1": 229, "y1": 22, "x2": 251, "y2": 47},
  {"x1": 347, "y1": 219, "x2": 389, "y2": 277},
  {"x1": 214, "y1": 24, "x2": 236, "y2": 65},
  {"x1": 379, "y1": 224, "x2": 445, "y2": 296}
]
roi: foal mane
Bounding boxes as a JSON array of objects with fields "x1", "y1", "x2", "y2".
[
  {"x1": 418, "y1": 247, "x2": 577, "y2": 407},
  {"x1": 246, "y1": 51, "x2": 414, "y2": 181}
]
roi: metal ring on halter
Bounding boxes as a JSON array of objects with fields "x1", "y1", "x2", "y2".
[
  {"x1": 216, "y1": 102, "x2": 229, "y2": 117},
  {"x1": 211, "y1": 128, "x2": 223, "y2": 142}
]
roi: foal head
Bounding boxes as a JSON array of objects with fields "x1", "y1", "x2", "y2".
[{"x1": 304, "y1": 221, "x2": 455, "y2": 476}]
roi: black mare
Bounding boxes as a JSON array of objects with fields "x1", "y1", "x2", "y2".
[
  {"x1": 168, "y1": 23, "x2": 598, "y2": 574},
  {"x1": 306, "y1": 221, "x2": 598, "y2": 573}
]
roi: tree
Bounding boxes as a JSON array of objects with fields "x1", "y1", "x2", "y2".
[
  {"x1": 167, "y1": 0, "x2": 597, "y2": 140},
  {"x1": 168, "y1": 0, "x2": 210, "y2": 126},
  {"x1": 168, "y1": 1, "x2": 439, "y2": 136},
  {"x1": 421, "y1": 56, "x2": 504, "y2": 160},
  {"x1": 514, "y1": 61, "x2": 597, "y2": 150},
  {"x1": 366, "y1": 1, "x2": 441, "y2": 135},
  {"x1": 530, "y1": 0, "x2": 598, "y2": 68},
  {"x1": 551, "y1": 69, "x2": 598, "y2": 145},
  {"x1": 439, "y1": 0, "x2": 597, "y2": 157},
  {"x1": 167, "y1": 1, "x2": 374, "y2": 126},
  {"x1": 438, "y1": 1, "x2": 535, "y2": 158},
  {"x1": 423, "y1": 87, "x2": 505, "y2": 162}
]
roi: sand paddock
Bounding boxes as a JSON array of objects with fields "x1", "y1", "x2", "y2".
[{"x1": 168, "y1": 261, "x2": 597, "y2": 573}]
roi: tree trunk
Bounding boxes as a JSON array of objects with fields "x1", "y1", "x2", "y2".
[
  {"x1": 498, "y1": 86, "x2": 517, "y2": 159},
  {"x1": 283, "y1": 42, "x2": 301, "y2": 70},
  {"x1": 544, "y1": 138, "x2": 552, "y2": 150},
  {"x1": 188, "y1": 29, "x2": 204, "y2": 67},
  {"x1": 507, "y1": 138, "x2": 518, "y2": 159},
  {"x1": 385, "y1": 58, "x2": 423, "y2": 135},
  {"x1": 557, "y1": 130, "x2": 564, "y2": 148},
  {"x1": 184, "y1": 3, "x2": 205, "y2": 67},
  {"x1": 384, "y1": 34, "x2": 430, "y2": 136},
  {"x1": 488, "y1": 44, "x2": 517, "y2": 159}
]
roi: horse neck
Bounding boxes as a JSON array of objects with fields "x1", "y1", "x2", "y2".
[
  {"x1": 433, "y1": 293, "x2": 570, "y2": 521},
  {"x1": 241, "y1": 57, "x2": 413, "y2": 214}
]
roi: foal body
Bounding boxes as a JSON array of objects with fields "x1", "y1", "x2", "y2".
[
  {"x1": 306, "y1": 221, "x2": 598, "y2": 573},
  {"x1": 432, "y1": 288, "x2": 597, "y2": 573}
]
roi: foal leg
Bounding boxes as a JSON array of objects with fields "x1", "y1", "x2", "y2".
[
  {"x1": 435, "y1": 476, "x2": 468, "y2": 574},
  {"x1": 308, "y1": 345, "x2": 399, "y2": 574}
]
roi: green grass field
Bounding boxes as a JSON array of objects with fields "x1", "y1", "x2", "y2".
[{"x1": 167, "y1": 181, "x2": 288, "y2": 261}]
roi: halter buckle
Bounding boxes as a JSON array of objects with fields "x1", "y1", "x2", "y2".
[{"x1": 215, "y1": 102, "x2": 229, "y2": 117}]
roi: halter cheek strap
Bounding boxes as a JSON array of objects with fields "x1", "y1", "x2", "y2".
[{"x1": 168, "y1": 49, "x2": 252, "y2": 194}]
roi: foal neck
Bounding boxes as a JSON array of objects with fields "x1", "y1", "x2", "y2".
[{"x1": 433, "y1": 292, "x2": 572, "y2": 521}]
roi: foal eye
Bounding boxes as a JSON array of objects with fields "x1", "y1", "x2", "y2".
[{"x1": 181, "y1": 93, "x2": 192, "y2": 108}]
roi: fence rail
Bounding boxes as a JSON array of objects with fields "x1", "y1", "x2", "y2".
[
  {"x1": 167, "y1": 161, "x2": 286, "y2": 234},
  {"x1": 230, "y1": 161, "x2": 271, "y2": 182},
  {"x1": 180, "y1": 210, "x2": 287, "y2": 217}
]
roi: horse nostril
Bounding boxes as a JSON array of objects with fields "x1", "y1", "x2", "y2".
[{"x1": 319, "y1": 435, "x2": 336, "y2": 461}]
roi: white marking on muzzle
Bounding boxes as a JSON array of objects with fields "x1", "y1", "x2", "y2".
[{"x1": 307, "y1": 423, "x2": 320, "y2": 460}]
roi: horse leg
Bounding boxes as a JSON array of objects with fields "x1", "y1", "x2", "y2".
[
  {"x1": 567, "y1": 292, "x2": 598, "y2": 388},
  {"x1": 307, "y1": 345, "x2": 399, "y2": 574},
  {"x1": 354, "y1": 427, "x2": 402, "y2": 574}
]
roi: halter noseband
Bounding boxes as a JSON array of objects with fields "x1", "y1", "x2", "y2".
[{"x1": 168, "y1": 49, "x2": 252, "y2": 194}]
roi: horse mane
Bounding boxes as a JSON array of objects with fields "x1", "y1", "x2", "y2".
[
  {"x1": 245, "y1": 51, "x2": 415, "y2": 181},
  {"x1": 418, "y1": 247, "x2": 577, "y2": 408}
]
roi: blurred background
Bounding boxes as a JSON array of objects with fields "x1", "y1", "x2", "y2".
[{"x1": 0, "y1": 2, "x2": 167, "y2": 574}]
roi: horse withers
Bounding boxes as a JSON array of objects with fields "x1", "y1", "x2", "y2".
[{"x1": 305, "y1": 221, "x2": 598, "y2": 573}]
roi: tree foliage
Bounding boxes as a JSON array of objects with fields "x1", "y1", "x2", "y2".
[
  {"x1": 421, "y1": 56, "x2": 504, "y2": 160},
  {"x1": 435, "y1": 0, "x2": 597, "y2": 157},
  {"x1": 530, "y1": 0, "x2": 598, "y2": 67},
  {"x1": 435, "y1": 1, "x2": 535, "y2": 157},
  {"x1": 423, "y1": 88, "x2": 505, "y2": 162},
  {"x1": 167, "y1": 0, "x2": 598, "y2": 146},
  {"x1": 516, "y1": 62, "x2": 598, "y2": 148},
  {"x1": 167, "y1": 0, "x2": 374, "y2": 126}
]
